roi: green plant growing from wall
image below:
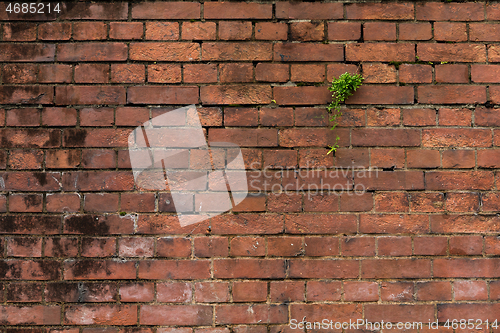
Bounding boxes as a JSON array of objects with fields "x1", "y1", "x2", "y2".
[{"x1": 326, "y1": 72, "x2": 364, "y2": 154}]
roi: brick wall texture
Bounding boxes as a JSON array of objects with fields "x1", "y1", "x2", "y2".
[{"x1": 1, "y1": 0, "x2": 500, "y2": 331}]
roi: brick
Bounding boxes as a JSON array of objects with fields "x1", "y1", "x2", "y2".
[
  {"x1": 434, "y1": 22, "x2": 467, "y2": 42},
  {"x1": 472, "y1": 65, "x2": 500, "y2": 83},
  {"x1": 438, "y1": 108, "x2": 472, "y2": 126},
  {"x1": 364, "y1": 22, "x2": 396, "y2": 41},
  {"x1": 61, "y1": 2, "x2": 128, "y2": 20},
  {"x1": 74, "y1": 64, "x2": 109, "y2": 84},
  {"x1": 84, "y1": 193, "x2": 119, "y2": 213},
  {"x1": 446, "y1": 192, "x2": 480, "y2": 212},
  {"x1": 328, "y1": 22, "x2": 361, "y2": 41},
  {"x1": 374, "y1": 192, "x2": 409, "y2": 213},
  {"x1": 419, "y1": 86, "x2": 487, "y2": 104},
  {"x1": 381, "y1": 282, "x2": 414, "y2": 302},
  {"x1": 46, "y1": 150, "x2": 80, "y2": 169},
  {"x1": 145, "y1": 22, "x2": 179, "y2": 41},
  {"x1": 304, "y1": 237, "x2": 339, "y2": 256},
  {"x1": 109, "y1": 22, "x2": 143, "y2": 40},
  {"x1": 362, "y1": 259, "x2": 431, "y2": 279},
  {"x1": 57, "y1": 43, "x2": 127, "y2": 62},
  {"x1": 291, "y1": 304, "x2": 361, "y2": 323},
  {"x1": 399, "y1": 23, "x2": 432, "y2": 40},
  {"x1": 347, "y1": 86, "x2": 414, "y2": 104},
  {"x1": 202, "y1": 85, "x2": 271, "y2": 105},
  {"x1": 347, "y1": 3, "x2": 414, "y2": 20},
  {"x1": 128, "y1": 86, "x2": 198, "y2": 105},
  {"x1": 256, "y1": 64, "x2": 289, "y2": 82},
  {"x1": 360, "y1": 214, "x2": 428, "y2": 234},
  {"x1": 9, "y1": 193, "x2": 43, "y2": 212},
  {"x1": 449, "y1": 236, "x2": 483, "y2": 255},
  {"x1": 267, "y1": 193, "x2": 302, "y2": 213},
  {"x1": 183, "y1": 64, "x2": 217, "y2": 83},
  {"x1": 219, "y1": 21, "x2": 252, "y2": 40},
  {"x1": 344, "y1": 281, "x2": 378, "y2": 302},
  {"x1": 488, "y1": 45, "x2": 500, "y2": 62},
  {"x1": 0, "y1": 86, "x2": 54, "y2": 104},
  {"x1": 38, "y1": 22, "x2": 71, "y2": 40},
  {"x1": 195, "y1": 282, "x2": 230, "y2": 302},
  {"x1": 7, "y1": 108, "x2": 40, "y2": 126},
  {"x1": 366, "y1": 304, "x2": 434, "y2": 323},
  {"x1": 148, "y1": 64, "x2": 181, "y2": 83},
  {"x1": 274, "y1": 43, "x2": 343, "y2": 62},
  {"x1": 216, "y1": 304, "x2": 286, "y2": 325},
  {"x1": 204, "y1": 3, "x2": 271, "y2": 19},
  {"x1": 307, "y1": 281, "x2": 341, "y2": 301},
  {"x1": 132, "y1": 2, "x2": 200, "y2": 19},
  {"x1": 289, "y1": 259, "x2": 359, "y2": 279},
  {"x1": 64, "y1": 214, "x2": 134, "y2": 235},
  {"x1": 454, "y1": 280, "x2": 487, "y2": 301},
  {"x1": 347, "y1": 43, "x2": 414, "y2": 62},
  {"x1": 203, "y1": 43, "x2": 272, "y2": 61},
  {"x1": 363, "y1": 63, "x2": 396, "y2": 83},
  {"x1": 410, "y1": 192, "x2": 445, "y2": 213},
  {"x1": 285, "y1": 214, "x2": 356, "y2": 234},
  {"x1": 220, "y1": 63, "x2": 253, "y2": 83},
  {"x1": 426, "y1": 171, "x2": 493, "y2": 190},
  {"x1": 139, "y1": 260, "x2": 209, "y2": 279},
  {"x1": 402, "y1": 109, "x2": 435, "y2": 126},
  {"x1": 352, "y1": 129, "x2": 420, "y2": 147},
  {"x1": 7, "y1": 237, "x2": 42, "y2": 257},
  {"x1": 442, "y1": 150, "x2": 475, "y2": 168},
  {"x1": 64, "y1": 304, "x2": 137, "y2": 325},
  {"x1": 270, "y1": 281, "x2": 304, "y2": 302},
  {"x1": 476, "y1": 107, "x2": 500, "y2": 127},
  {"x1": 3, "y1": 64, "x2": 36, "y2": 83},
  {"x1": 299, "y1": 149, "x2": 334, "y2": 168},
  {"x1": 415, "y1": 281, "x2": 451, "y2": 301},
  {"x1": 418, "y1": 44, "x2": 486, "y2": 62},
  {"x1": 44, "y1": 237, "x2": 78, "y2": 257},
  {"x1": 438, "y1": 304, "x2": 500, "y2": 322},
  {"x1": 434, "y1": 258, "x2": 500, "y2": 278},
  {"x1": 194, "y1": 237, "x2": 228, "y2": 257},
  {"x1": 56, "y1": 86, "x2": 125, "y2": 105},
  {"x1": 276, "y1": 2, "x2": 343, "y2": 19},
  {"x1": 340, "y1": 193, "x2": 373, "y2": 212},
  {"x1": 3, "y1": 23, "x2": 36, "y2": 41},
  {"x1": 230, "y1": 237, "x2": 265, "y2": 257},
  {"x1": 417, "y1": 2, "x2": 484, "y2": 21},
  {"x1": 182, "y1": 22, "x2": 216, "y2": 40},
  {"x1": 73, "y1": 22, "x2": 107, "y2": 40},
  {"x1": 399, "y1": 64, "x2": 432, "y2": 83},
  {"x1": 378, "y1": 236, "x2": 412, "y2": 256},
  {"x1": 112, "y1": 64, "x2": 145, "y2": 83},
  {"x1": 414, "y1": 236, "x2": 447, "y2": 256},
  {"x1": 268, "y1": 236, "x2": 302, "y2": 257},
  {"x1": 255, "y1": 22, "x2": 287, "y2": 40},
  {"x1": 274, "y1": 86, "x2": 331, "y2": 105},
  {"x1": 120, "y1": 283, "x2": 154, "y2": 302},
  {"x1": 0, "y1": 44, "x2": 55, "y2": 62},
  {"x1": 214, "y1": 259, "x2": 285, "y2": 279},
  {"x1": 130, "y1": 43, "x2": 199, "y2": 61},
  {"x1": 302, "y1": 193, "x2": 337, "y2": 212},
  {"x1": 0, "y1": 305, "x2": 60, "y2": 324},
  {"x1": 233, "y1": 281, "x2": 267, "y2": 302},
  {"x1": 422, "y1": 128, "x2": 490, "y2": 148},
  {"x1": 157, "y1": 282, "x2": 192, "y2": 303},
  {"x1": 291, "y1": 65, "x2": 325, "y2": 83},
  {"x1": 38, "y1": 64, "x2": 72, "y2": 83},
  {"x1": 7, "y1": 282, "x2": 42, "y2": 302},
  {"x1": 81, "y1": 238, "x2": 116, "y2": 257},
  {"x1": 431, "y1": 214, "x2": 500, "y2": 233},
  {"x1": 2, "y1": 172, "x2": 62, "y2": 191},
  {"x1": 290, "y1": 22, "x2": 324, "y2": 41},
  {"x1": 327, "y1": 64, "x2": 360, "y2": 81},
  {"x1": 120, "y1": 193, "x2": 155, "y2": 213},
  {"x1": 435, "y1": 64, "x2": 469, "y2": 83}
]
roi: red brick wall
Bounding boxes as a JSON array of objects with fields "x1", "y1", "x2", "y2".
[{"x1": 1, "y1": 0, "x2": 500, "y2": 331}]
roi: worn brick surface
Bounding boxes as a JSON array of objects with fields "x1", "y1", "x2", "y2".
[{"x1": 0, "y1": 0, "x2": 497, "y2": 330}]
